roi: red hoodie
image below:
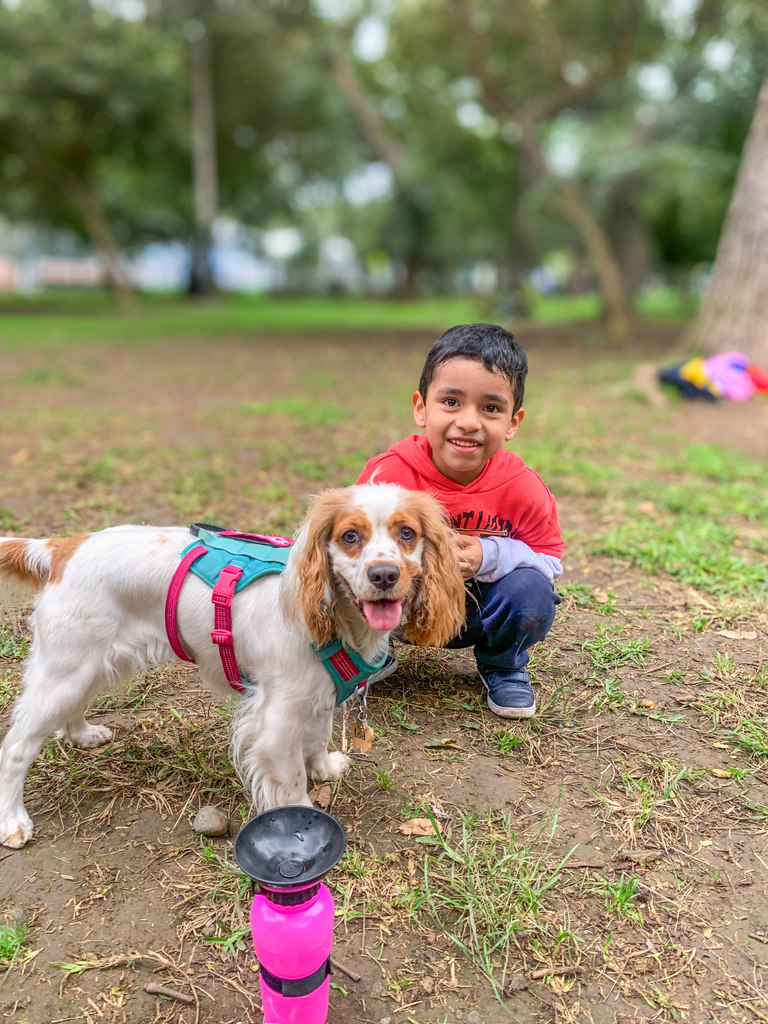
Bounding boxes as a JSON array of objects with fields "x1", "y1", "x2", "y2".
[{"x1": 357, "y1": 434, "x2": 564, "y2": 557}]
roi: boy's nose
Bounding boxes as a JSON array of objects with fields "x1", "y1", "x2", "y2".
[{"x1": 456, "y1": 406, "x2": 481, "y2": 431}]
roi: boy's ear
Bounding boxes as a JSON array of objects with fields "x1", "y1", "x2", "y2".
[
  {"x1": 412, "y1": 390, "x2": 427, "y2": 428},
  {"x1": 504, "y1": 407, "x2": 524, "y2": 441}
]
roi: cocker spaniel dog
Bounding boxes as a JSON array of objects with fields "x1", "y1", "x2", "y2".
[{"x1": 0, "y1": 484, "x2": 465, "y2": 848}]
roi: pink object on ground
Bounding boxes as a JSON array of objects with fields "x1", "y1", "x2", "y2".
[{"x1": 703, "y1": 351, "x2": 756, "y2": 401}]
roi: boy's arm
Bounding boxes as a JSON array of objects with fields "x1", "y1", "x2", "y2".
[{"x1": 476, "y1": 536, "x2": 563, "y2": 583}]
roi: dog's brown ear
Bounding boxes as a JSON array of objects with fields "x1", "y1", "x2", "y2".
[
  {"x1": 400, "y1": 493, "x2": 466, "y2": 647},
  {"x1": 291, "y1": 489, "x2": 351, "y2": 647}
]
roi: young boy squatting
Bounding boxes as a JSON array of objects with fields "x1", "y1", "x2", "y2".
[{"x1": 357, "y1": 323, "x2": 564, "y2": 719}]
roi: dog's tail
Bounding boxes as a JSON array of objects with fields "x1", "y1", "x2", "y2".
[{"x1": 0, "y1": 535, "x2": 88, "y2": 593}]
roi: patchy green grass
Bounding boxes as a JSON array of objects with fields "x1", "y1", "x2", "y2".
[{"x1": 1, "y1": 320, "x2": 767, "y2": 1024}]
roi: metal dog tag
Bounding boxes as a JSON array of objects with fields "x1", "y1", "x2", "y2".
[{"x1": 350, "y1": 719, "x2": 375, "y2": 753}]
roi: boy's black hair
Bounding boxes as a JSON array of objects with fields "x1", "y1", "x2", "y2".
[{"x1": 418, "y1": 323, "x2": 528, "y2": 413}]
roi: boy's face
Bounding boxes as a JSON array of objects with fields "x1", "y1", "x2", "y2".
[{"x1": 412, "y1": 357, "x2": 523, "y2": 485}]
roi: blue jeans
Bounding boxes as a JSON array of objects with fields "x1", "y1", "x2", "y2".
[{"x1": 446, "y1": 568, "x2": 560, "y2": 674}]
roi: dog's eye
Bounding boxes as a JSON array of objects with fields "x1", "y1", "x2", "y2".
[
  {"x1": 341, "y1": 530, "x2": 360, "y2": 545},
  {"x1": 399, "y1": 526, "x2": 417, "y2": 542}
]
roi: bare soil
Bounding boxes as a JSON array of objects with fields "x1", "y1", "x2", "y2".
[{"x1": 1, "y1": 322, "x2": 767, "y2": 1024}]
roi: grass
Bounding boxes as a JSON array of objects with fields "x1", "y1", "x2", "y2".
[
  {"x1": 0, "y1": 285, "x2": 700, "y2": 353},
  {"x1": 582, "y1": 626, "x2": 652, "y2": 672},
  {"x1": 0, "y1": 912, "x2": 32, "y2": 985},
  {"x1": 419, "y1": 810, "x2": 579, "y2": 1003},
  {"x1": 0, "y1": 292, "x2": 490, "y2": 350}
]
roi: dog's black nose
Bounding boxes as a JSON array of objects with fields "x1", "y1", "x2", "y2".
[{"x1": 368, "y1": 562, "x2": 400, "y2": 590}]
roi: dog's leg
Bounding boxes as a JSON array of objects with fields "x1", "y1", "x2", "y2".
[
  {"x1": 231, "y1": 692, "x2": 314, "y2": 812},
  {"x1": 0, "y1": 685, "x2": 61, "y2": 849},
  {"x1": 304, "y1": 709, "x2": 350, "y2": 784},
  {"x1": 59, "y1": 716, "x2": 114, "y2": 749},
  {"x1": 0, "y1": 659, "x2": 111, "y2": 849}
]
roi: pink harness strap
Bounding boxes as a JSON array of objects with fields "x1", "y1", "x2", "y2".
[
  {"x1": 210, "y1": 564, "x2": 246, "y2": 694},
  {"x1": 165, "y1": 547, "x2": 246, "y2": 693},
  {"x1": 165, "y1": 545, "x2": 208, "y2": 663},
  {"x1": 166, "y1": 531, "x2": 292, "y2": 696}
]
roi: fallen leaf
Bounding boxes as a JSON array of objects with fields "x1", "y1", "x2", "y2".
[
  {"x1": 9, "y1": 448, "x2": 31, "y2": 465},
  {"x1": 637, "y1": 501, "x2": 657, "y2": 516},
  {"x1": 716, "y1": 630, "x2": 758, "y2": 641},
  {"x1": 309, "y1": 785, "x2": 332, "y2": 810},
  {"x1": 424, "y1": 738, "x2": 462, "y2": 750},
  {"x1": 398, "y1": 818, "x2": 438, "y2": 838}
]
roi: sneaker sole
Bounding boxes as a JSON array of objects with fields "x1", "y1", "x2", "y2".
[{"x1": 486, "y1": 694, "x2": 536, "y2": 719}]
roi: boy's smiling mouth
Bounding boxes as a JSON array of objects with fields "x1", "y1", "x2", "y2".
[{"x1": 448, "y1": 437, "x2": 482, "y2": 449}]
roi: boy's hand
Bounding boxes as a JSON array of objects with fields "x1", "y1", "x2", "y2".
[{"x1": 453, "y1": 535, "x2": 483, "y2": 580}]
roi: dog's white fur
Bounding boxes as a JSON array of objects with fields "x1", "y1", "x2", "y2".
[{"x1": 0, "y1": 484, "x2": 465, "y2": 848}]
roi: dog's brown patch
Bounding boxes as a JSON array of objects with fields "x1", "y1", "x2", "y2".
[
  {"x1": 46, "y1": 535, "x2": 88, "y2": 584},
  {"x1": 0, "y1": 539, "x2": 38, "y2": 583}
]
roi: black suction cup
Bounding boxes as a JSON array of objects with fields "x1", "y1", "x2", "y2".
[{"x1": 234, "y1": 806, "x2": 346, "y2": 888}]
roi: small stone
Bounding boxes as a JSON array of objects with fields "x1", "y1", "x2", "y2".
[
  {"x1": 466, "y1": 1013, "x2": 483, "y2": 1024},
  {"x1": 192, "y1": 805, "x2": 230, "y2": 837}
]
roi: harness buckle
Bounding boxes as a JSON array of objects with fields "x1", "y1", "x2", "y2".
[
  {"x1": 211, "y1": 564, "x2": 243, "y2": 605},
  {"x1": 211, "y1": 628, "x2": 234, "y2": 646}
]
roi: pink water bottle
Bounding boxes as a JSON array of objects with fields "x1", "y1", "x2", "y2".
[{"x1": 234, "y1": 806, "x2": 347, "y2": 1024}]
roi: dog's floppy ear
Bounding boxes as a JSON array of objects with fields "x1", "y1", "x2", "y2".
[
  {"x1": 400, "y1": 492, "x2": 466, "y2": 647},
  {"x1": 286, "y1": 489, "x2": 351, "y2": 646}
]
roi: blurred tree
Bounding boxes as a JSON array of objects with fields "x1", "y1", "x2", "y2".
[
  {"x1": 691, "y1": 79, "x2": 768, "y2": 361},
  {"x1": 0, "y1": 0, "x2": 187, "y2": 306}
]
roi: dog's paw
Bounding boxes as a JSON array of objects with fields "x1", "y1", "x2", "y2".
[
  {"x1": 308, "y1": 750, "x2": 350, "y2": 783},
  {"x1": 0, "y1": 811, "x2": 34, "y2": 849},
  {"x1": 62, "y1": 723, "x2": 114, "y2": 749}
]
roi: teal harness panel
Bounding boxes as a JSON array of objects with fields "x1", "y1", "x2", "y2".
[
  {"x1": 182, "y1": 528, "x2": 291, "y2": 589},
  {"x1": 179, "y1": 528, "x2": 385, "y2": 706}
]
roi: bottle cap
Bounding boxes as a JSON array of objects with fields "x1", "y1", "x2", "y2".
[{"x1": 234, "y1": 806, "x2": 346, "y2": 887}]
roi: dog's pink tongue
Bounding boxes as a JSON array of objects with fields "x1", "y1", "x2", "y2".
[{"x1": 363, "y1": 600, "x2": 404, "y2": 631}]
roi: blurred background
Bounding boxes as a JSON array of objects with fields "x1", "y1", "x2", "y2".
[{"x1": 0, "y1": 0, "x2": 766, "y2": 353}]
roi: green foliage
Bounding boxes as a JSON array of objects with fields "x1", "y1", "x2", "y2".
[{"x1": 1, "y1": 0, "x2": 765, "y2": 298}]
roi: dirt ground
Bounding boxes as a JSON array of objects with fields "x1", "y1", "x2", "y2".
[{"x1": 0, "y1": 321, "x2": 766, "y2": 1024}]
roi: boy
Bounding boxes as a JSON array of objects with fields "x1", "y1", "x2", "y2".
[{"x1": 357, "y1": 323, "x2": 563, "y2": 719}]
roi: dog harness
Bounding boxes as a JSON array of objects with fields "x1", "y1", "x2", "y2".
[{"x1": 164, "y1": 527, "x2": 387, "y2": 705}]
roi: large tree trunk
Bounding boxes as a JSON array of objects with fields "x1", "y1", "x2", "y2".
[{"x1": 691, "y1": 80, "x2": 768, "y2": 362}]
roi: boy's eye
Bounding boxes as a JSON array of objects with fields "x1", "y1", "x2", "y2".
[
  {"x1": 484, "y1": 404, "x2": 501, "y2": 414},
  {"x1": 442, "y1": 398, "x2": 459, "y2": 407}
]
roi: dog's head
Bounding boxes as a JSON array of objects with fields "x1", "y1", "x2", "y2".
[{"x1": 283, "y1": 484, "x2": 466, "y2": 649}]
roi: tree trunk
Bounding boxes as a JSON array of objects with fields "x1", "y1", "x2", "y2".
[
  {"x1": 691, "y1": 80, "x2": 768, "y2": 362},
  {"x1": 551, "y1": 181, "x2": 631, "y2": 342},
  {"x1": 58, "y1": 172, "x2": 136, "y2": 313},
  {"x1": 188, "y1": 20, "x2": 218, "y2": 296}
]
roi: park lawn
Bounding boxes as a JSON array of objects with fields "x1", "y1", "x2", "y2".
[{"x1": 0, "y1": 315, "x2": 765, "y2": 1024}]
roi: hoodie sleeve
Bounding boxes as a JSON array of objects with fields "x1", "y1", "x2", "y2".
[{"x1": 476, "y1": 536, "x2": 563, "y2": 583}]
